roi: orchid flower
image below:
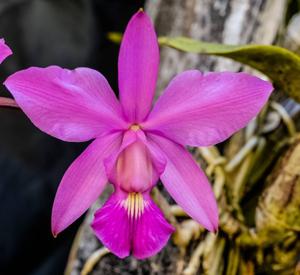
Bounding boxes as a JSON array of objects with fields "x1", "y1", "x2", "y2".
[
  {"x1": 0, "y1": 39, "x2": 14, "y2": 107},
  {"x1": 0, "y1": 39, "x2": 12, "y2": 64},
  {"x1": 4, "y1": 11, "x2": 273, "y2": 259}
]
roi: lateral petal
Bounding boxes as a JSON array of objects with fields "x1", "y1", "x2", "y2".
[
  {"x1": 143, "y1": 71, "x2": 273, "y2": 146},
  {"x1": 4, "y1": 66, "x2": 127, "y2": 142}
]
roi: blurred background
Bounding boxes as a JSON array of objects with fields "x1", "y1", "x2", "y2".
[{"x1": 0, "y1": 1, "x2": 144, "y2": 274}]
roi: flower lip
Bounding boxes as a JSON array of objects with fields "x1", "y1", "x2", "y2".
[{"x1": 122, "y1": 192, "x2": 146, "y2": 219}]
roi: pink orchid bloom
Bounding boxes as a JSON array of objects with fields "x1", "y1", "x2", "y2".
[
  {"x1": 0, "y1": 38, "x2": 12, "y2": 64},
  {"x1": 4, "y1": 11, "x2": 273, "y2": 259},
  {"x1": 0, "y1": 38, "x2": 14, "y2": 107}
]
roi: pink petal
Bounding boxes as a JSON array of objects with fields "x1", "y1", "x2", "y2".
[
  {"x1": 4, "y1": 66, "x2": 127, "y2": 142},
  {"x1": 92, "y1": 191, "x2": 174, "y2": 259},
  {"x1": 148, "y1": 133, "x2": 218, "y2": 232},
  {"x1": 0, "y1": 38, "x2": 12, "y2": 64},
  {"x1": 143, "y1": 71, "x2": 273, "y2": 146},
  {"x1": 133, "y1": 193, "x2": 174, "y2": 259},
  {"x1": 118, "y1": 10, "x2": 159, "y2": 122},
  {"x1": 51, "y1": 132, "x2": 122, "y2": 236}
]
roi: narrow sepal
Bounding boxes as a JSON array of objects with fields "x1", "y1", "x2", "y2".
[{"x1": 118, "y1": 11, "x2": 159, "y2": 122}]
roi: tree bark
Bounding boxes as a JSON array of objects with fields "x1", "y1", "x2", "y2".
[
  {"x1": 146, "y1": 0, "x2": 287, "y2": 93},
  {"x1": 66, "y1": 1, "x2": 294, "y2": 274}
]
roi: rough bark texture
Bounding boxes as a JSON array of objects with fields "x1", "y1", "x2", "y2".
[
  {"x1": 282, "y1": 12, "x2": 300, "y2": 55},
  {"x1": 66, "y1": 1, "x2": 299, "y2": 274},
  {"x1": 146, "y1": 0, "x2": 287, "y2": 93}
]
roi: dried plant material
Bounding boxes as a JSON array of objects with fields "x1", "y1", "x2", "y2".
[
  {"x1": 81, "y1": 248, "x2": 110, "y2": 275},
  {"x1": 256, "y1": 136, "x2": 300, "y2": 234}
]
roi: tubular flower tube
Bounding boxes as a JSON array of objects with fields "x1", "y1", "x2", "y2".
[{"x1": 4, "y1": 11, "x2": 273, "y2": 259}]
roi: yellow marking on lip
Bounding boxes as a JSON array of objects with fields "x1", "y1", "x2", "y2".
[
  {"x1": 123, "y1": 193, "x2": 145, "y2": 219},
  {"x1": 130, "y1": 124, "x2": 141, "y2": 131}
]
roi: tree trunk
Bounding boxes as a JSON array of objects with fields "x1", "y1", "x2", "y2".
[
  {"x1": 146, "y1": 0, "x2": 287, "y2": 93},
  {"x1": 66, "y1": 1, "x2": 300, "y2": 274}
]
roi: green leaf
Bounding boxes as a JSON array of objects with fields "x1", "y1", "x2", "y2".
[{"x1": 158, "y1": 36, "x2": 300, "y2": 102}]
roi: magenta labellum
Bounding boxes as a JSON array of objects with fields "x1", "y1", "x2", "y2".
[{"x1": 4, "y1": 10, "x2": 273, "y2": 258}]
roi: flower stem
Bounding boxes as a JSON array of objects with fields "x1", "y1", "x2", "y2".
[{"x1": 0, "y1": 97, "x2": 18, "y2": 108}]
